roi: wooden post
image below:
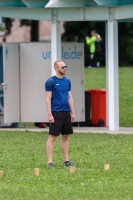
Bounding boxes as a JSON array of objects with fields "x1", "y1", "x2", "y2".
[
  {"x1": 70, "y1": 166, "x2": 76, "y2": 173},
  {"x1": 104, "y1": 164, "x2": 110, "y2": 170},
  {"x1": 0, "y1": 170, "x2": 4, "y2": 177},
  {"x1": 34, "y1": 168, "x2": 39, "y2": 176}
]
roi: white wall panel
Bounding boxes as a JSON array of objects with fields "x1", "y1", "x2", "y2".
[{"x1": 20, "y1": 42, "x2": 84, "y2": 122}]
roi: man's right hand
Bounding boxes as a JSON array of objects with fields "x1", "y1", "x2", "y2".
[
  {"x1": 85, "y1": 36, "x2": 89, "y2": 39},
  {"x1": 48, "y1": 114, "x2": 55, "y2": 123}
]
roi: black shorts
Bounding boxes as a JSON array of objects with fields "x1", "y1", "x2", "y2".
[{"x1": 49, "y1": 111, "x2": 73, "y2": 136}]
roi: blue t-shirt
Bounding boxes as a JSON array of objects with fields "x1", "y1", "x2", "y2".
[{"x1": 45, "y1": 76, "x2": 71, "y2": 111}]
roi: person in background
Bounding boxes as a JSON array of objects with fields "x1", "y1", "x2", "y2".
[
  {"x1": 94, "y1": 33, "x2": 102, "y2": 68},
  {"x1": 85, "y1": 30, "x2": 97, "y2": 68},
  {"x1": 45, "y1": 60, "x2": 75, "y2": 169}
]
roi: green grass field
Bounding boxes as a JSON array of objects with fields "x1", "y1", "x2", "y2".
[
  {"x1": 84, "y1": 67, "x2": 133, "y2": 127},
  {"x1": 1, "y1": 67, "x2": 133, "y2": 200},
  {"x1": 1, "y1": 131, "x2": 133, "y2": 200}
]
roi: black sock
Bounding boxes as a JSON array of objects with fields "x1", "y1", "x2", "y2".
[{"x1": 64, "y1": 161, "x2": 69, "y2": 163}]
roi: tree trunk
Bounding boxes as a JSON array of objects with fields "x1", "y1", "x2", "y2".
[
  {"x1": 118, "y1": 23, "x2": 128, "y2": 66},
  {"x1": 31, "y1": 20, "x2": 39, "y2": 41}
]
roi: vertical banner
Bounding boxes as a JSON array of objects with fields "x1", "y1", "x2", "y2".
[{"x1": 3, "y1": 43, "x2": 20, "y2": 123}]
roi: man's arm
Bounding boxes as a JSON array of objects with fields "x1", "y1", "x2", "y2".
[
  {"x1": 46, "y1": 91, "x2": 54, "y2": 123},
  {"x1": 86, "y1": 36, "x2": 96, "y2": 45},
  {"x1": 68, "y1": 91, "x2": 75, "y2": 122}
]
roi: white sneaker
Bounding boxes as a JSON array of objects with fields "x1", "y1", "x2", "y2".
[{"x1": 96, "y1": 62, "x2": 100, "y2": 67}]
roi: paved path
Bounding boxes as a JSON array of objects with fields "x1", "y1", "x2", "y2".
[{"x1": 0, "y1": 127, "x2": 133, "y2": 134}]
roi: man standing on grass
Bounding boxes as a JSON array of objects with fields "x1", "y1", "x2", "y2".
[
  {"x1": 45, "y1": 60, "x2": 75, "y2": 169},
  {"x1": 85, "y1": 30, "x2": 97, "y2": 68}
]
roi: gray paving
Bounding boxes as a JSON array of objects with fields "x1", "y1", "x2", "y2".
[{"x1": 0, "y1": 127, "x2": 133, "y2": 134}]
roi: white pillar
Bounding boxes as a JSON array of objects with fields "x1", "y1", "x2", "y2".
[
  {"x1": 51, "y1": 21, "x2": 61, "y2": 76},
  {"x1": 105, "y1": 22, "x2": 109, "y2": 127},
  {"x1": 106, "y1": 20, "x2": 119, "y2": 131}
]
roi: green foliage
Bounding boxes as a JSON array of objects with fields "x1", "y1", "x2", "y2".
[
  {"x1": 20, "y1": 19, "x2": 31, "y2": 27},
  {"x1": 1, "y1": 131, "x2": 133, "y2": 200},
  {"x1": 125, "y1": 22, "x2": 133, "y2": 64},
  {"x1": 0, "y1": 25, "x2": 6, "y2": 32},
  {"x1": 3, "y1": 18, "x2": 14, "y2": 27},
  {"x1": 2, "y1": 18, "x2": 14, "y2": 34}
]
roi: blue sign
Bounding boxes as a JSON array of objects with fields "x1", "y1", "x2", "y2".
[
  {"x1": 42, "y1": 46, "x2": 82, "y2": 60},
  {"x1": 42, "y1": 51, "x2": 51, "y2": 59},
  {"x1": 62, "y1": 46, "x2": 82, "y2": 60},
  {"x1": 5, "y1": 47, "x2": 8, "y2": 60}
]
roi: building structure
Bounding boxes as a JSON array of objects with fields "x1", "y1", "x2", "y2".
[
  {"x1": 0, "y1": 18, "x2": 64, "y2": 42},
  {"x1": 0, "y1": 0, "x2": 133, "y2": 131}
]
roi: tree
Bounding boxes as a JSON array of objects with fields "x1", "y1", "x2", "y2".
[
  {"x1": 118, "y1": 22, "x2": 129, "y2": 66},
  {"x1": 0, "y1": 18, "x2": 14, "y2": 35},
  {"x1": 125, "y1": 22, "x2": 133, "y2": 64}
]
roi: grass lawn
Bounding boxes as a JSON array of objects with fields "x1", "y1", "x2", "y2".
[
  {"x1": 84, "y1": 67, "x2": 133, "y2": 127},
  {"x1": 1, "y1": 131, "x2": 133, "y2": 200},
  {"x1": 1, "y1": 67, "x2": 133, "y2": 200}
]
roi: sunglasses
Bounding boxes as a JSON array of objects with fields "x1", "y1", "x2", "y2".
[{"x1": 60, "y1": 66, "x2": 67, "y2": 69}]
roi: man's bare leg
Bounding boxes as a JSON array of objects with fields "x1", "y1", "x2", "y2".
[
  {"x1": 61, "y1": 135, "x2": 69, "y2": 162},
  {"x1": 46, "y1": 135, "x2": 56, "y2": 164}
]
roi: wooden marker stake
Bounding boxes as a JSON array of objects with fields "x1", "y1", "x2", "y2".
[
  {"x1": 0, "y1": 170, "x2": 4, "y2": 177},
  {"x1": 70, "y1": 166, "x2": 76, "y2": 173},
  {"x1": 34, "y1": 168, "x2": 39, "y2": 176},
  {"x1": 104, "y1": 164, "x2": 110, "y2": 170}
]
